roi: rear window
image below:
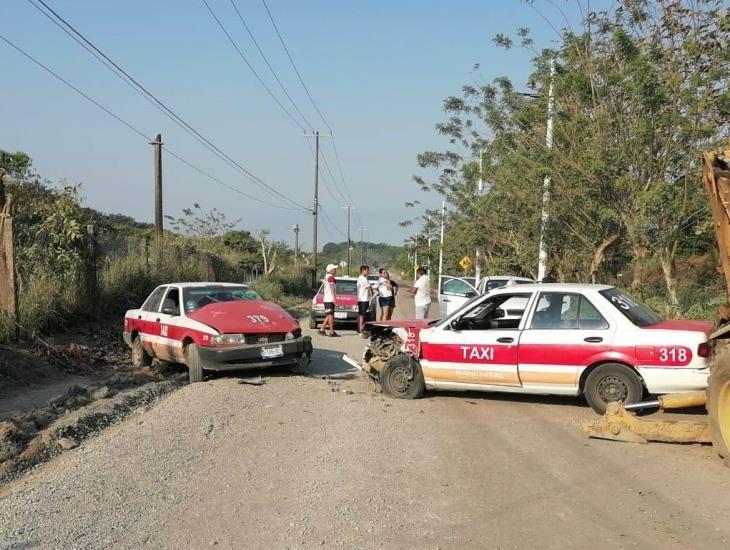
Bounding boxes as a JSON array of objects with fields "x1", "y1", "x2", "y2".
[
  {"x1": 599, "y1": 288, "x2": 662, "y2": 327},
  {"x1": 318, "y1": 279, "x2": 358, "y2": 295}
]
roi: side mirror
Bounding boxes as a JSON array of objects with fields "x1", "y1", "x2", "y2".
[
  {"x1": 162, "y1": 299, "x2": 179, "y2": 316},
  {"x1": 449, "y1": 318, "x2": 462, "y2": 330}
]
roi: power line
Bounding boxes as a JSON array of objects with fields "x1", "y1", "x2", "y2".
[
  {"x1": 320, "y1": 205, "x2": 347, "y2": 239},
  {"x1": 228, "y1": 0, "x2": 313, "y2": 131},
  {"x1": 261, "y1": 0, "x2": 331, "y2": 132},
  {"x1": 0, "y1": 32, "x2": 298, "y2": 211},
  {"x1": 260, "y1": 0, "x2": 361, "y2": 226},
  {"x1": 201, "y1": 0, "x2": 307, "y2": 133},
  {"x1": 304, "y1": 138, "x2": 346, "y2": 207},
  {"x1": 30, "y1": 0, "x2": 309, "y2": 211}
]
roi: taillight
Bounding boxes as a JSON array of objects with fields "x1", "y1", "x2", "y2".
[{"x1": 698, "y1": 342, "x2": 711, "y2": 358}]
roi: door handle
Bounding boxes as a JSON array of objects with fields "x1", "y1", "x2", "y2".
[
  {"x1": 497, "y1": 337, "x2": 514, "y2": 343},
  {"x1": 137, "y1": 315, "x2": 142, "y2": 320},
  {"x1": 442, "y1": 298, "x2": 450, "y2": 302},
  {"x1": 156, "y1": 318, "x2": 161, "y2": 323},
  {"x1": 584, "y1": 336, "x2": 603, "y2": 343}
]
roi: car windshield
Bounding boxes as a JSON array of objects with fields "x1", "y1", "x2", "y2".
[
  {"x1": 599, "y1": 287, "x2": 663, "y2": 327},
  {"x1": 183, "y1": 285, "x2": 262, "y2": 313},
  {"x1": 318, "y1": 279, "x2": 358, "y2": 295}
]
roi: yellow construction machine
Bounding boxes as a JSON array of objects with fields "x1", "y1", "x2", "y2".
[{"x1": 585, "y1": 147, "x2": 730, "y2": 464}]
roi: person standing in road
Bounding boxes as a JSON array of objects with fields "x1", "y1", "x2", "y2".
[
  {"x1": 319, "y1": 264, "x2": 339, "y2": 337},
  {"x1": 356, "y1": 264, "x2": 372, "y2": 337},
  {"x1": 377, "y1": 268, "x2": 396, "y2": 321},
  {"x1": 410, "y1": 267, "x2": 431, "y2": 319}
]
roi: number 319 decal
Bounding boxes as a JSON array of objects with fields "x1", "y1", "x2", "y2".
[{"x1": 247, "y1": 315, "x2": 270, "y2": 324}]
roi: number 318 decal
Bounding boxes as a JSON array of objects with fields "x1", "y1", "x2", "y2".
[{"x1": 658, "y1": 346, "x2": 690, "y2": 365}]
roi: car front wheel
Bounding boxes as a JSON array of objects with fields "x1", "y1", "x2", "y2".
[
  {"x1": 186, "y1": 343, "x2": 204, "y2": 383},
  {"x1": 584, "y1": 363, "x2": 644, "y2": 414},
  {"x1": 131, "y1": 336, "x2": 152, "y2": 368},
  {"x1": 381, "y1": 354, "x2": 425, "y2": 399}
]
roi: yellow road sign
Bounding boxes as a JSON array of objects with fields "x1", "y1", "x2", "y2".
[{"x1": 459, "y1": 256, "x2": 472, "y2": 270}]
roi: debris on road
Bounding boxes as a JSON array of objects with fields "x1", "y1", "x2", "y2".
[{"x1": 238, "y1": 376, "x2": 265, "y2": 386}]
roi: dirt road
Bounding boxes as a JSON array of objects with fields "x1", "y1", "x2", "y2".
[{"x1": 2, "y1": 290, "x2": 730, "y2": 549}]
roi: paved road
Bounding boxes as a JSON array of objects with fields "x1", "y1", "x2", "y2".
[{"x1": 1, "y1": 289, "x2": 729, "y2": 549}]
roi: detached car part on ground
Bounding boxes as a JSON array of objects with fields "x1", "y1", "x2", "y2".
[
  {"x1": 124, "y1": 283, "x2": 312, "y2": 383},
  {"x1": 362, "y1": 283, "x2": 712, "y2": 416}
]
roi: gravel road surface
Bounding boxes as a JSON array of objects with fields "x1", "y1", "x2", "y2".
[{"x1": 1, "y1": 289, "x2": 730, "y2": 549}]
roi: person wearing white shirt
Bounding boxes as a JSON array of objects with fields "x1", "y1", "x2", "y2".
[
  {"x1": 377, "y1": 268, "x2": 396, "y2": 320},
  {"x1": 356, "y1": 265, "x2": 372, "y2": 336},
  {"x1": 319, "y1": 264, "x2": 339, "y2": 337},
  {"x1": 410, "y1": 267, "x2": 431, "y2": 319}
]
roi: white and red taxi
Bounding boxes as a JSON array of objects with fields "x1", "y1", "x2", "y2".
[
  {"x1": 309, "y1": 276, "x2": 376, "y2": 328},
  {"x1": 123, "y1": 283, "x2": 312, "y2": 382},
  {"x1": 366, "y1": 283, "x2": 712, "y2": 413}
]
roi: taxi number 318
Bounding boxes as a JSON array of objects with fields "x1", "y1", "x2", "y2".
[{"x1": 658, "y1": 347, "x2": 688, "y2": 363}]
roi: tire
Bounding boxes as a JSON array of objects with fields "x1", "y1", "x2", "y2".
[
  {"x1": 584, "y1": 363, "x2": 644, "y2": 414},
  {"x1": 186, "y1": 343, "x2": 204, "y2": 383},
  {"x1": 309, "y1": 313, "x2": 317, "y2": 329},
  {"x1": 131, "y1": 335, "x2": 152, "y2": 368},
  {"x1": 381, "y1": 354, "x2": 425, "y2": 399},
  {"x1": 708, "y1": 343, "x2": 730, "y2": 465}
]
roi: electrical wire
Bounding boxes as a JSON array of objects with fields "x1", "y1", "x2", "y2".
[
  {"x1": 30, "y1": 0, "x2": 309, "y2": 211},
  {"x1": 0, "y1": 32, "x2": 298, "y2": 211},
  {"x1": 201, "y1": 0, "x2": 307, "y2": 133},
  {"x1": 228, "y1": 0, "x2": 313, "y2": 131}
]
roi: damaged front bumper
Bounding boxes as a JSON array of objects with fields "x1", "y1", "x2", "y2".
[
  {"x1": 361, "y1": 324, "x2": 407, "y2": 379},
  {"x1": 197, "y1": 336, "x2": 313, "y2": 371}
]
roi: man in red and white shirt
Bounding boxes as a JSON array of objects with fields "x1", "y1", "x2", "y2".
[{"x1": 319, "y1": 264, "x2": 339, "y2": 337}]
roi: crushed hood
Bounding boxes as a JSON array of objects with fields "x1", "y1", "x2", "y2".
[{"x1": 187, "y1": 300, "x2": 299, "y2": 334}]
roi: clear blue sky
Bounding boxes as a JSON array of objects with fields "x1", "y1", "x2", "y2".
[{"x1": 0, "y1": 0, "x2": 596, "y2": 249}]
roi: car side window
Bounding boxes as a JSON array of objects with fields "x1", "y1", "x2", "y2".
[
  {"x1": 530, "y1": 292, "x2": 608, "y2": 330},
  {"x1": 457, "y1": 293, "x2": 531, "y2": 330},
  {"x1": 142, "y1": 287, "x2": 167, "y2": 312},
  {"x1": 442, "y1": 279, "x2": 476, "y2": 297},
  {"x1": 161, "y1": 287, "x2": 180, "y2": 314},
  {"x1": 577, "y1": 296, "x2": 609, "y2": 329}
]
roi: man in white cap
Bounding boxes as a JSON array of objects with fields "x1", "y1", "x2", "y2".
[{"x1": 319, "y1": 264, "x2": 340, "y2": 337}]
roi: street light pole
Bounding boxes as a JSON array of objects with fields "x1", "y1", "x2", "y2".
[{"x1": 537, "y1": 58, "x2": 556, "y2": 282}]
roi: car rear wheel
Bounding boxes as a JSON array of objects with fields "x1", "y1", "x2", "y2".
[
  {"x1": 186, "y1": 343, "x2": 204, "y2": 383},
  {"x1": 131, "y1": 335, "x2": 152, "y2": 368},
  {"x1": 584, "y1": 363, "x2": 644, "y2": 414},
  {"x1": 381, "y1": 354, "x2": 425, "y2": 399},
  {"x1": 708, "y1": 343, "x2": 730, "y2": 465}
]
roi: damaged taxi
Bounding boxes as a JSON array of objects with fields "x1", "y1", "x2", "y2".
[
  {"x1": 124, "y1": 282, "x2": 312, "y2": 382},
  {"x1": 362, "y1": 283, "x2": 712, "y2": 413}
]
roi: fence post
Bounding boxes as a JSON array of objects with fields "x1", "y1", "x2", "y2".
[
  {"x1": 85, "y1": 224, "x2": 97, "y2": 312},
  {"x1": 0, "y1": 185, "x2": 19, "y2": 339}
]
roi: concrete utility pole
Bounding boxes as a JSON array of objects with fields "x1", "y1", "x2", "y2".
[
  {"x1": 312, "y1": 131, "x2": 320, "y2": 273},
  {"x1": 342, "y1": 206, "x2": 353, "y2": 275},
  {"x1": 151, "y1": 133, "x2": 163, "y2": 241},
  {"x1": 537, "y1": 59, "x2": 556, "y2": 282},
  {"x1": 438, "y1": 201, "x2": 445, "y2": 282},
  {"x1": 359, "y1": 227, "x2": 367, "y2": 265},
  {"x1": 292, "y1": 224, "x2": 299, "y2": 265},
  {"x1": 303, "y1": 131, "x2": 331, "y2": 278}
]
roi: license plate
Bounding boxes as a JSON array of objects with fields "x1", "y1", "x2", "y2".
[
  {"x1": 261, "y1": 345, "x2": 284, "y2": 359},
  {"x1": 334, "y1": 312, "x2": 348, "y2": 319}
]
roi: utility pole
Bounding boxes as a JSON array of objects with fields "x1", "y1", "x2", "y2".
[
  {"x1": 438, "y1": 201, "x2": 445, "y2": 283},
  {"x1": 537, "y1": 59, "x2": 556, "y2": 282},
  {"x1": 151, "y1": 133, "x2": 163, "y2": 242},
  {"x1": 303, "y1": 131, "x2": 331, "y2": 280},
  {"x1": 292, "y1": 224, "x2": 299, "y2": 265},
  {"x1": 477, "y1": 150, "x2": 484, "y2": 195},
  {"x1": 359, "y1": 227, "x2": 367, "y2": 265},
  {"x1": 342, "y1": 206, "x2": 353, "y2": 275}
]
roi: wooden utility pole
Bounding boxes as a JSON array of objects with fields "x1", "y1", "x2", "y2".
[
  {"x1": 151, "y1": 133, "x2": 163, "y2": 241},
  {"x1": 312, "y1": 131, "x2": 319, "y2": 273}
]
